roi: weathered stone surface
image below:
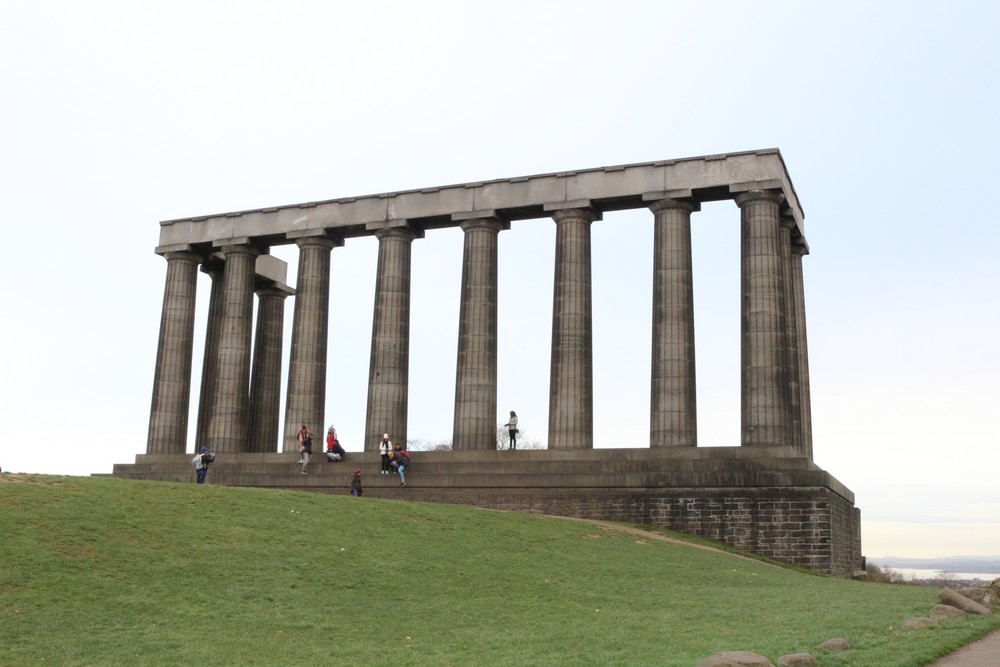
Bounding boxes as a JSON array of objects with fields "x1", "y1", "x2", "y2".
[
  {"x1": 903, "y1": 617, "x2": 938, "y2": 629},
  {"x1": 697, "y1": 651, "x2": 775, "y2": 667},
  {"x1": 940, "y1": 587, "x2": 991, "y2": 615},
  {"x1": 819, "y1": 637, "x2": 851, "y2": 651},
  {"x1": 776, "y1": 652, "x2": 820, "y2": 666},
  {"x1": 957, "y1": 586, "x2": 998, "y2": 610},
  {"x1": 930, "y1": 603, "x2": 968, "y2": 619}
]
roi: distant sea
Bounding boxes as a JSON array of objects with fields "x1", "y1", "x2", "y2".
[
  {"x1": 870, "y1": 556, "x2": 1000, "y2": 582},
  {"x1": 890, "y1": 567, "x2": 999, "y2": 582}
]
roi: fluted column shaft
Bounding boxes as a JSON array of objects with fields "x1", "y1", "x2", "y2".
[
  {"x1": 247, "y1": 287, "x2": 289, "y2": 452},
  {"x1": 195, "y1": 261, "x2": 224, "y2": 448},
  {"x1": 548, "y1": 207, "x2": 599, "y2": 449},
  {"x1": 736, "y1": 190, "x2": 791, "y2": 446},
  {"x1": 283, "y1": 236, "x2": 335, "y2": 452},
  {"x1": 147, "y1": 251, "x2": 201, "y2": 454},
  {"x1": 206, "y1": 244, "x2": 260, "y2": 453},
  {"x1": 649, "y1": 199, "x2": 699, "y2": 447},
  {"x1": 452, "y1": 218, "x2": 504, "y2": 450},
  {"x1": 780, "y1": 217, "x2": 803, "y2": 453},
  {"x1": 364, "y1": 227, "x2": 417, "y2": 451},
  {"x1": 791, "y1": 242, "x2": 814, "y2": 459}
]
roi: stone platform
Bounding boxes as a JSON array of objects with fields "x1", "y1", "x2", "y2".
[{"x1": 113, "y1": 446, "x2": 861, "y2": 577}]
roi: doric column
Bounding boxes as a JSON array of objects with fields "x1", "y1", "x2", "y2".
[
  {"x1": 780, "y1": 216, "x2": 803, "y2": 453},
  {"x1": 247, "y1": 286, "x2": 290, "y2": 452},
  {"x1": 147, "y1": 250, "x2": 201, "y2": 454},
  {"x1": 648, "y1": 198, "x2": 699, "y2": 447},
  {"x1": 452, "y1": 215, "x2": 506, "y2": 450},
  {"x1": 547, "y1": 206, "x2": 600, "y2": 449},
  {"x1": 736, "y1": 190, "x2": 791, "y2": 447},
  {"x1": 791, "y1": 240, "x2": 814, "y2": 459},
  {"x1": 206, "y1": 243, "x2": 260, "y2": 453},
  {"x1": 364, "y1": 226, "x2": 419, "y2": 452},
  {"x1": 195, "y1": 259, "x2": 224, "y2": 449},
  {"x1": 283, "y1": 235, "x2": 336, "y2": 453}
]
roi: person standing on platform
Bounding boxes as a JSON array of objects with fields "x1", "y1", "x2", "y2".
[
  {"x1": 192, "y1": 446, "x2": 215, "y2": 484},
  {"x1": 297, "y1": 424, "x2": 309, "y2": 463},
  {"x1": 379, "y1": 433, "x2": 392, "y2": 475},
  {"x1": 299, "y1": 429, "x2": 313, "y2": 474},
  {"x1": 503, "y1": 410, "x2": 519, "y2": 450}
]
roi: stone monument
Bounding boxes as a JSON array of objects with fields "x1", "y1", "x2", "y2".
[{"x1": 115, "y1": 149, "x2": 862, "y2": 576}]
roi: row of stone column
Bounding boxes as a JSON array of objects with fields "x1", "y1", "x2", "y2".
[{"x1": 147, "y1": 191, "x2": 812, "y2": 458}]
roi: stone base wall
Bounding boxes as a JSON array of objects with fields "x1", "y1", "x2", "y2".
[
  {"x1": 111, "y1": 446, "x2": 861, "y2": 576},
  {"x1": 420, "y1": 488, "x2": 859, "y2": 577}
]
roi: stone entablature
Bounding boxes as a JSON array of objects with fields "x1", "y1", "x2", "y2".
[{"x1": 155, "y1": 148, "x2": 805, "y2": 250}]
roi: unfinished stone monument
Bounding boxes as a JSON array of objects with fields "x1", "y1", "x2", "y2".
[{"x1": 115, "y1": 148, "x2": 862, "y2": 576}]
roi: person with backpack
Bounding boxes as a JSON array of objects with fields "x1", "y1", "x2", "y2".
[
  {"x1": 391, "y1": 445, "x2": 410, "y2": 487},
  {"x1": 296, "y1": 424, "x2": 310, "y2": 464},
  {"x1": 192, "y1": 446, "x2": 215, "y2": 484},
  {"x1": 299, "y1": 428, "x2": 313, "y2": 474}
]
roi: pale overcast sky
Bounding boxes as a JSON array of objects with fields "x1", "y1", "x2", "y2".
[{"x1": 2, "y1": 1, "x2": 998, "y2": 560}]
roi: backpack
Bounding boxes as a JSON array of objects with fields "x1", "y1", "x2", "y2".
[{"x1": 192, "y1": 455, "x2": 203, "y2": 470}]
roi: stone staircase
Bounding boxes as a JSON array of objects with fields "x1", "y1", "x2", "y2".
[{"x1": 112, "y1": 446, "x2": 850, "y2": 501}]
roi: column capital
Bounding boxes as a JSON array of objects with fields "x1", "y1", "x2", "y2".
[
  {"x1": 254, "y1": 285, "x2": 294, "y2": 299},
  {"x1": 294, "y1": 235, "x2": 339, "y2": 251},
  {"x1": 199, "y1": 254, "x2": 225, "y2": 276},
  {"x1": 648, "y1": 198, "x2": 701, "y2": 214},
  {"x1": 458, "y1": 217, "x2": 506, "y2": 234},
  {"x1": 734, "y1": 189, "x2": 785, "y2": 208},
  {"x1": 219, "y1": 243, "x2": 263, "y2": 260},
  {"x1": 162, "y1": 250, "x2": 202, "y2": 265},
  {"x1": 550, "y1": 207, "x2": 601, "y2": 224},
  {"x1": 374, "y1": 226, "x2": 422, "y2": 242}
]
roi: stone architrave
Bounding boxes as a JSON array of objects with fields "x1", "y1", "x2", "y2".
[
  {"x1": 282, "y1": 235, "x2": 336, "y2": 453},
  {"x1": 194, "y1": 259, "x2": 224, "y2": 449},
  {"x1": 547, "y1": 206, "x2": 600, "y2": 449},
  {"x1": 206, "y1": 243, "x2": 261, "y2": 453},
  {"x1": 791, "y1": 241, "x2": 814, "y2": 459},
  {"x1": 648, "y1": 198, "x2": 699, "y2": 447},
  {"x1": 736, "y1": 190, "x2": 791, "y2": 447},
  {"x1": 452, "y1": 216, "x2": 506, "y2": 450},
  {"x1": 364, "y1": 226, "x2": 419, "y2": 452},
  {"x1": 146, "y1": 250, "x2": 201, "y2": 455},
  {"x1": 247, "y1": 286, "x2": 290, "y2": 452}
]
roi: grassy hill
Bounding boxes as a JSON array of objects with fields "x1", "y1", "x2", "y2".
[{"x1": 1, "y1": 475, "x2": 997, "y2": 666}]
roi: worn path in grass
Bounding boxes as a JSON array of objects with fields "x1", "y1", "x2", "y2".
[
  {"x1": 546, "y1": 513, "x2": 1000, "y2": 666},
  {"x1": 925, "y1": 629, "x2": 1000, "y2": 666}
]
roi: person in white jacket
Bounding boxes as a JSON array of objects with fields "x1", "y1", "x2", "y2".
[
  {"x1": 379, "y1": 433, "x2": 392, "y2": 475},
  {"x1": 503, "y1": 411, "x2": 518, "y2": 450}
]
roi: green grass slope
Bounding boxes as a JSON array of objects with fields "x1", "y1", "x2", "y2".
[{"x1": 1, "y1": 475, "x2": 997, "y2": 666}]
